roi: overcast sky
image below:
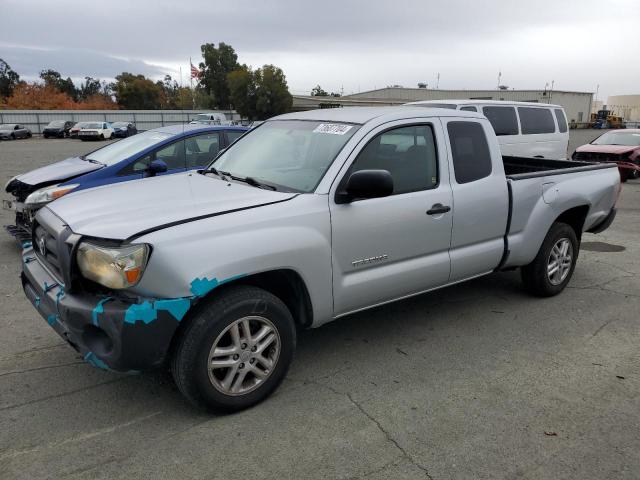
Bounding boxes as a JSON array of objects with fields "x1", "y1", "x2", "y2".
[{"x1": 0, "y1": 0, "x2": 638, "y2": 100}]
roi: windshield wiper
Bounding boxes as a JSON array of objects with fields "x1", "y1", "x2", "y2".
[
  {"x1": 81, "y1": 156, "x2": 104, "y2": 165},
  {"x1": 204, "y1": 166, "x2": 232, "y2": 180},
  {"x1": 226, "y1": 173, "x2": 277, "y2": 191}
]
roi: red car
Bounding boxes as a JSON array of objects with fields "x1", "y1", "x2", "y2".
[{"x1": 573, "y1": 129, "x2": 640, "y2": 181}]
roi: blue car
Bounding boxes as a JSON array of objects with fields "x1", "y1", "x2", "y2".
[{"x1": 4, "y1": 124, "x2": 248, "y2": 240}]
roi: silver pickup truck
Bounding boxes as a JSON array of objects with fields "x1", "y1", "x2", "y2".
[{"x1": 21, "y1": 107, "x2": 620, "y2": 412}]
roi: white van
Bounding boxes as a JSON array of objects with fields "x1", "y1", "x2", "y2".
[
  {"x1": 406, "y1": 100, "x2": 570, "y2": 159},
  {"x1": 189, "y1": 112, "x2": 228, "y2": 125}
]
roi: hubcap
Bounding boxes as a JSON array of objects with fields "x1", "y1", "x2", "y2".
[
  {"x1": 547, "y1": 238, "x2": 573, "y2": 285},
  {"x1": 207, "y1": 316, "x2": 280, "y2": 396}
]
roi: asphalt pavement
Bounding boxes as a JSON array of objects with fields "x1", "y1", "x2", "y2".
[{"x1": 0, "y1": 130, "x2": 638, "y2": 479}]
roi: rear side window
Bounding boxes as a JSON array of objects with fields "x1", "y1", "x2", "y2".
[
  {"x1": 460, "y1": 106, "x2": 477, "y2": 112},
  {"x1": 482, "y1": 106, "x2": 518, "y2": 136},
  {"x1": 554, "y1": 109, "x2": 568, "y2": 133},
  {"x1": 518, "y1": 107, "x2": 556, "y2": 134},
  {"x1": 447, "y1": 121, "x2": 492, "y2": 184}
]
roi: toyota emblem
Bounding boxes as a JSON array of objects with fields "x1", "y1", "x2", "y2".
[{"x1": 38, "y1": 236, "x2": 47, "y2": 256}]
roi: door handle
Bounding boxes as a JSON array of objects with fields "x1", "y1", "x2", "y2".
[{"x1": 426, "y1": 203, "x2": 451, "y2": 215}]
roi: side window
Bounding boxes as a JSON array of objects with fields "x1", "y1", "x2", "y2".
[
  {"x1": 185, "y1": 133, "x2": 220, "y2": 168},
  {"x1": 15, "y1": 125, "x2": 21, "y2": 130},
  {"x1": 447, "y1": 121, "x2": 492, "y2": 184},
  {"x1": 349, "y1": 125, "x2": 438, "y2": 195},
  {"x1": 226, "y1": 130, "x2": 245, "y2": 145},
  {"x1": 460, "y1": 106, "x2": 478, "y2": 112},
  {"x1": 554, "y1": 109, "x2": 568, "y2": 133},
  {"x1": 155, "y1": 139, "x2": 186, "y2": 170},
  {"x1": 518, "y1": 107, "x2": 556, "y2": 134},
  {"x1": 482, "y1": 106, "x2": 518, "y2": 136},
  {"x1": 119, "y1": 139, "x2": 186, "y2": 176}
]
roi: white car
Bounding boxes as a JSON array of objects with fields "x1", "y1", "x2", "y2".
[
  {"x1": 79, "y1": 122, "x2": 114, "y2": 141},
  {"x1": 406, "y1": 100, "x2": 570, "y2": 159}
]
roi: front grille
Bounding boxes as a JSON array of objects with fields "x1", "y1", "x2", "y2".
[
  {"x1": 573, "y1": 151, "x2": 623, "y2": 163},
  {"x1": 33, "y1": 221, "x2": 65, "y2": 282}
]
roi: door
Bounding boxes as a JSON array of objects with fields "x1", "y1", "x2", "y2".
[
  {"x1": 330, "y1": 121, "x2": 453, "y2": 315},
  {"x1": 441, "y1": 118, "x2": 509, "y2": 281}
]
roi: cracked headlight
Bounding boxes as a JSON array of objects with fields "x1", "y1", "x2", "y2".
[
  {"x1": 25, "y1": 184, "x2": 79, "y2": 205},
  {"x1": 77, "y1": 242, "x2": 150, "y2": 289}
]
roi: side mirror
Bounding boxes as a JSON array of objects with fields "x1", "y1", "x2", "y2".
[
  {"x1": 336, "y1": 169, "x2": 393, "y2": 204},
  {"x1": 145, "y1": 159, "x2": 168, "y2": 177}
]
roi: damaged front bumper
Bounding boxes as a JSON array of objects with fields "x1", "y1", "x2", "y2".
[{"x1": 21, "y1": 244, "x2": 192, "y2": 372}]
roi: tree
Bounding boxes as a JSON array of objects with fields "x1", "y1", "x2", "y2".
[
  {"x1": 78, "y1": 76, "x2": 102, "y2": 101},
  {"x1": 254, "y1": 64, "x2": 293, "y2": 120},
  {"x1": 199, "y1": 42, "x2": 240, "y2": 109},
  {"x1": 112, "y1": 72, "x2": 166, "y2": 109},
  {"x1": 311, "y1": 85, "x2": 328, "y2": 96},
  {"x1": 228, "y1": 66, "x2": 257, "y2": 120},
  {"x1": 39, "y1": 69, "x2": 77, "y2": 100},
  {"x1": 0, "y1": 58, "x2": 20, "y2": 99},
  {"x1": 228, "y1": 64, "x2": 292, "y2": 120},
  {"x1": 4, "y1": 83, "x2": 76, "y2": 109}
]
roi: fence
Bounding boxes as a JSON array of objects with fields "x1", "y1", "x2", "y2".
[{"x1": 0, "y1": 109, "x2": 240, "y2": 134}]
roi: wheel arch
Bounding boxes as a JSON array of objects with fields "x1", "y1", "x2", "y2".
[
  {"x1": 189, "y1": 268, "x2": 314, "y2": 330},
  {"x1": 553, "y1": 205, "x2": 589, "y2": 241}
]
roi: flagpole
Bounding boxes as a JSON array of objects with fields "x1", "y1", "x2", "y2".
[{"x1": 190, "y1": 57, "x2": 197, "y2": 110}]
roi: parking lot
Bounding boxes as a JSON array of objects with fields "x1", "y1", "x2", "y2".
[{"x1": 0, "y1": 130, "x2": 639, "y2": 479}]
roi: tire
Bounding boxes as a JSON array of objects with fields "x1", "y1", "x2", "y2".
[
  {"x1": 521, "y1": 222, "x2": 579, "y2": 297},
  {"x1": 171, "y1": 285, "x2": 296, "y2": 412},
  {"x1": 43, "y1": 134, "x2": 48, "y2": 139},
  {"x1": 27, "y1": 132, "x2": 32, "y2": 138},
  {"x1": 10, "y1": 134, "x2": 15, "y2": 140},
  {"x1": 99, "y1": 134, "x2": 104, "y2": 140}
]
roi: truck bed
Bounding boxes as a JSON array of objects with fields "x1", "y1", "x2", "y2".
[{"x1": 503, "y1": 156, "x2": 616, "y2": 180}]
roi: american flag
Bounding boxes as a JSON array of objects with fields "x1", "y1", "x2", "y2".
[{"x1": 190, "y1": 62, "x2": 201, "y2": 79}]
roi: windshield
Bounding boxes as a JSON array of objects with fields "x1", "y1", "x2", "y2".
[
  {"x1": 0, "y1": 124, "x2": 16, "y2": 129},
  {"x1": 47, "y1": 121, "x2": 65, "y2": 127},
  {"x1": 73, "y1": 122, "x2": 89, "y2": 128},
  {"x1": 592, "y1": 131, "x2": 640, "y2": 147},
  {"x1": 84, "y1": 122, "x2": 103, "y2": 129},
  {"x1": 112, "y1": 122, "x2": 128, "y2": 127},
  {"x1": 85, "y1": 130, "x2": 174, "y2": 166},
  {"x1": 211, "y1": 120, "x2": 359, "y2": 192}
]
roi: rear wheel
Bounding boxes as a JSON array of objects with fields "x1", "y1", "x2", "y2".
[
  {"x1": 10, "y1": 133, "x2": 15, "y2": 140},
  {"x1": 171, "y1": 285, "x2": 296, "y2": 412},
  {"x1": 521, "y1": 222, "x2": 578, "y2": 297},
  {"x1": 99, "y1": 134, "x2": 104, "y2": 140}
]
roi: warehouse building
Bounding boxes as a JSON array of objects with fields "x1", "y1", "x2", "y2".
[
  {"x1": 293, "y1": 87, "x2": 593, "y2": 124},
  {"x1": 607, "y1": 95, "x2": 640, "y2": 121}
]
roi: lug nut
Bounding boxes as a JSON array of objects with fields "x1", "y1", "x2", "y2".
[
  {"x1": 251, "y1": 346, "x2": 257, "y2": 352},
  {"x1": 241, "y1": 343, "x2": 248, "y2": 349},
  {"x1": 239, "y1": 363, "x2": 245, "y2": 369},
  {"x1": 249, "y1": 358, "x2": 255, "y2": 364}
]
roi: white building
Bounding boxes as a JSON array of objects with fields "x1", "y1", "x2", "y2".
[
  {"x1": 607, "y1": 95, "x2": 640, "y2": 121},
  {"x1": 293, "y1": 88, "x2": 593, "y2": 124}
]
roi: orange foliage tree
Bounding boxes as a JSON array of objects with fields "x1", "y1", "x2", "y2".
[{"x1": 2, "y1": 82, "x2": 118, "y2": 110}]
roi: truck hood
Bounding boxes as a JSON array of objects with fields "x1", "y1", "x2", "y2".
[
  {"x1": 576, "y1": 144, "x2": 639, "y2": 155},
  {"x1": 14, "y1": 156, "x2": 103, "y2": 186},
  {"x1": 46, "y1": 172, "x2": 297, "y2": 240}
]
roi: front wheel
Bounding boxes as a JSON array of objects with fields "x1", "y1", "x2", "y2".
[
  {"x1": 171, "y1": 285, "x2": 296, "y2": 412},
  {"x1": 521, "y1": 222, "x2": 579, "y2": 297}
]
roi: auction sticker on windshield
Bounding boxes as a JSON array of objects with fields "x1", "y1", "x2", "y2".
[{"x1": 313, "y1": 124, "x2": 353, "y2": 135}]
